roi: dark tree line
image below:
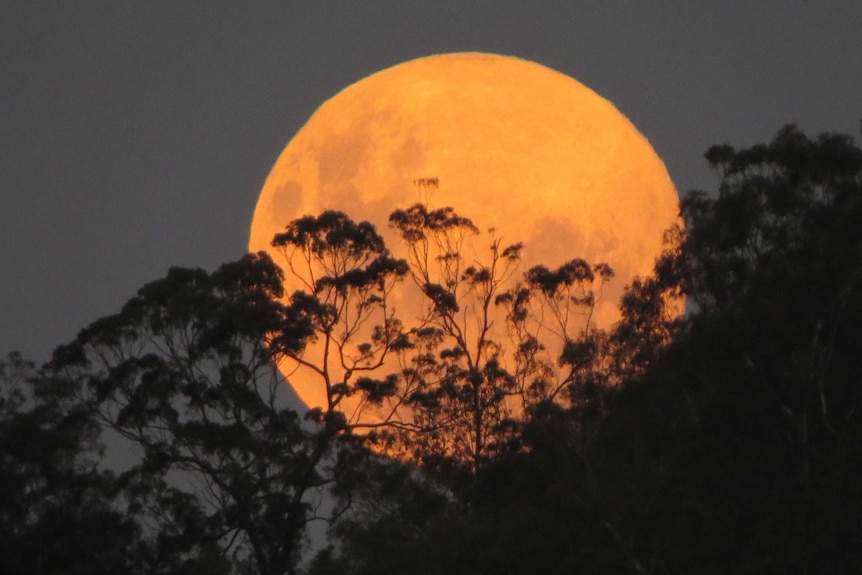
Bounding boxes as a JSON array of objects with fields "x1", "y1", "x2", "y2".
[{"x1": 1, "y1": 124, "x2": 860, "y2": 574}]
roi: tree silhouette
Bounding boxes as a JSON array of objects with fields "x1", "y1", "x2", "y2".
[
  {"x1": 574, "y1": 124, "x2": 862, "y2": 573},
  {"x1": 48, "y1": 253, "x2": 344, "y2": 575},
  {"x1": 312, "y1": 124, "x2": 862, "y2": 574},
  {"x1": 272, "y1": 202, "x2": 617, "y2": 481},
  {"x1": 0, "y1": 353, "x2": 149, "y2": 575},
  {"x1": 674, "y1": 124, "x2": 862, "y2": 476},
  {"x1": 31, "y1": 199, "x2": 630, "y2": 573},
  {"x1": 11, "y1": 123, "x2": 859, "y2": 574},
  {"x1": 270, "y1": 210, "x2": 409, "y2": 421}
]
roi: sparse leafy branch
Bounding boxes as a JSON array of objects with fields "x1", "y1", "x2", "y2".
[
  {"x1": 386, "y1": 204, "x2": 528, "y2": 473},
  {"x1": 496, "y1": 259, "x2": 614, "y2": 404},
  {"x1": 383, "y1": 202, "x2": 615, "y2": 474},
  {"x1": 272, "y1": 211, "x2": 409, "y2": 418}
]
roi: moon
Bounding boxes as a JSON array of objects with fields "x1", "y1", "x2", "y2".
[{"x1": 249, "y1": 52, "x2": 679, "y2": 415}]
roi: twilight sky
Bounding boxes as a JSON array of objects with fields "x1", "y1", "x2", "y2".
[{"x1": 2, "y1": 2, "x2": 860, "y2": 362}]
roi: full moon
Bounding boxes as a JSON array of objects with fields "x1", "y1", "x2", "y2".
[{"x1": 250, "y1": 52, "x2": 679, "y2": 414}]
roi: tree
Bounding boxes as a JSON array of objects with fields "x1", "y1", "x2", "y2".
[
  {"x1": 582, "y1": 124, "x2": 862, "y2": 573},
  {"x1": 675, "y1": 124, "x2": 862, "y2": 477},
  {"x1": 272, "y1": 202, "x2": 616, "y2": 481},
  {"x1": 39, "y1": 199, "x2": 627, "y2": 573},
  {"x1": 311, "y1": 124, "x2": 862, "y2": 574},
  {"x1": 48, "y1": 253, "x2": 345, "y2": 575},
  {"x1": 270, "y1": 201, "x2": 675, "y2": 574},
  {"x1": 0, "y1": 352, "x2": 146, "y2": 575},
  {"x1": 13, "y1": 123, "x2": 859, "y2": 574},
  {"x1": 270, "y1": 210, "x2": 409, "y2": 422}
]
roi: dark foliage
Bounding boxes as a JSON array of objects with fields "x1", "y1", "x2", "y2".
[
  {"x1": 315, "y1": 124, "x2": 862, "y2": 574},
  {"x1": 0, "y1": 353, "x2": 147, "y2": 575},
  {"x1": 45, "y1": 253, "x2": 344, "y2": 575},
  {"x1": 2, "y1": 124, "x2": 860, "y2": 574}
]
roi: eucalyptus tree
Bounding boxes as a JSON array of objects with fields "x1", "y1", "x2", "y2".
[
  {"x1": 41, "y1": 202, "x2": 630, "y2": 573},
  {"x1": 272, "y1": 201, "x2": 619, "y2": 482},
  {"x1": 48, "y1": 253, "x2": 341, "y2": 575},
  {"x1": 581, "y1": 124, "x2": 862, "y2": 574},
  {"x1": 310, "y1": 123, "x2": 862, "y2": 575},
  {"x1": 672, "y1": 124, "x2": 862, "y2": 474}
]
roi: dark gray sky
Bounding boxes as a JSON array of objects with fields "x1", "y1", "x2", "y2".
[{"x1": 2, "y1": 1, "x2": 860, "y2": 362}]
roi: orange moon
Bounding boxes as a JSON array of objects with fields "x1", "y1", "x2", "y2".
[{"x1": 250, "y1": 52, "x2": 679, "y2": 414}]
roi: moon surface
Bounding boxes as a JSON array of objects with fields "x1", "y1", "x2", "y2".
[{"x1": 250, "y1": 52, "x2": 679, "y2": 414}]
